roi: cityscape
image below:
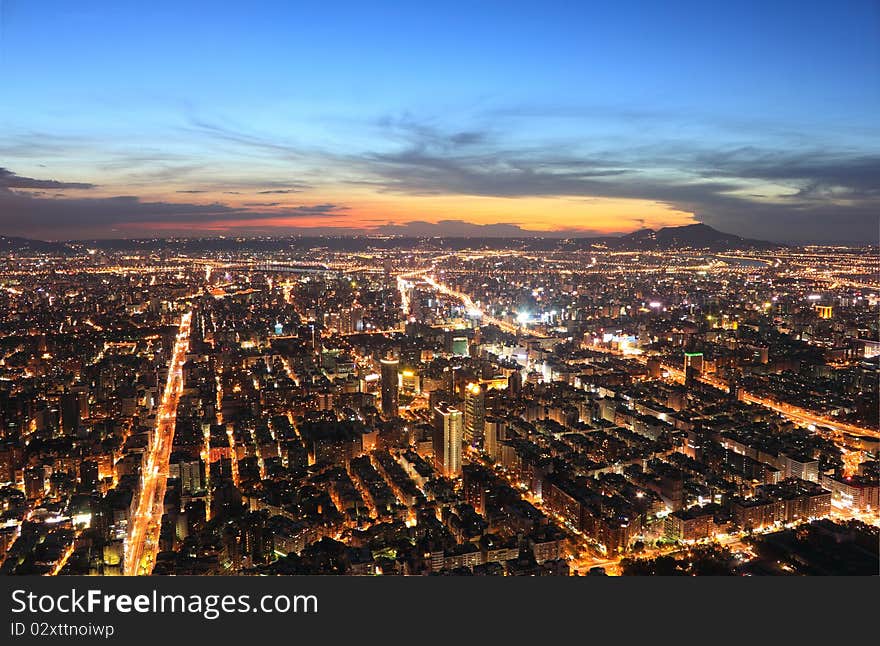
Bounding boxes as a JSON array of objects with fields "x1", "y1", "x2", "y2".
[
  {"x1": 0, "y1": 229, "x2": 877, "y2": 576},
  {"x1": 0, "y1": 2, "x2": 878, "y2": 579}
]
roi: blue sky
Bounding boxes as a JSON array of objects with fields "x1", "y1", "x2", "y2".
[{"x1": 0, "y1": 0, "x2": 878, "y2": 241}]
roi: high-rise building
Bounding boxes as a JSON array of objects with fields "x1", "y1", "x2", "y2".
[
  {"x1": 463, "y1": 383, "x2": 486, "y2": 447},
  {"x1": 484, "y1": 416, "x2": 506, "y2": 462},
  {"x1": 341, "y1": 307, "x2": 364, "y2": 334},
  {"x1": 728, "y1": 370, "x2": 742, "y2": 401},
  {"x1": 684, "y1": 352, "x2": 703, "y2": 386},
  {"x1": 380, "y1": 358, "x2": 400, "y2": 419},
  {"x1": 169, "y1": 454, "x2": 205, "y2": 495},
  {"x1": 310, "y1": 323, "x2": 321, "y2": 352},
  {"x1": 71, "y1": 384, "x2": 89, "y2": 420},
  {"x1": 60, "y1": 392, "x2": 80, "y2": 435},
  {"x1": 507, "y1": 371, "x2": 522, "y2": 397},
  {"x1": 24, "y1": 465, "x2": 45, "y2": 500},
  {"x1": 80, "y1": 459, "x2": 99, "y2": 490},
  {"x1": 400, "y1": 368, "x2": 419, "y2": 394},
  {"x1": 433, "y1": 404, "x2": 463, "y2": 477},
  {"x1": 241, "y1": 511, "x2": 274, "y2": 565},
  {"x1": 684, "y1": 352, "x2": 704, "y2": 373}
]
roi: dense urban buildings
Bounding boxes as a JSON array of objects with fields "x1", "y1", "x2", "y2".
[{"x1": 0, "y1": 230, "x2": 877, "y2": 576}]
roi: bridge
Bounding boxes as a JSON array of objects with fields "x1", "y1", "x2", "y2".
[{"x1": 188, "y1": 258, "x2": 343, "y2": 276}]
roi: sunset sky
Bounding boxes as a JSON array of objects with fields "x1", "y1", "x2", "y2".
[{"x1": 0, "y1": 0, "x2": 877, "y2": 242}]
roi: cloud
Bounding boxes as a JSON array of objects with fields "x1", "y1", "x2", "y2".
[
  {"x1": 0, "y1": 167, "x2": 96, "y2": 190},
  {"x1": 0, "y1": 173, "x2": 348, "y2": 238},
  {"x1": 671, "y1": 193, "x2": 878, "y2": 244},
  {"x1": 0, "y1": 132, "x2": 96, "y2": 159},
  {"x1": 375, "y1": 220, "x2": 615, "y2": 237},
  {"x1": 694, "y1": 148, "x2": 880, "y2": 199},
  {"x1": 345, "y1": 117, "x2": 880, "y2": 242},
  {"x1": 449, "y1": 131, "x2": 488, "y2": 146},
  {"x1": 286, "y1": 203, "x2": 348, "y2": 216},
  {"x1": 344, "y1": 117, "x2": 634, "y2": 198},
  {"x1": 361, "y1": 147, "x2": 631, "y2": 197},
  {"x1": 185, "y1": 118, "x2": 307, "y2": 159},
  {"x1": 3, "y1": 105, "x2": 878, "y2": 243}
]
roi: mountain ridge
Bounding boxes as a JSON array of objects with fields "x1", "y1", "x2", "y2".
[
  {"x1": 611, "y1": 223, "x2": 781, "y2": 250},
  {"x1": 1, "y1": 223, "x2": 790, "y2": 253}
]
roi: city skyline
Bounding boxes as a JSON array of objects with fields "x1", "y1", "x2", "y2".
[
  {"x1": 1, "y1": 1, "x2": 878, "y2": 243},
  {"x1": 1, "y1": 241, "x2": 877, "y2": 577}
]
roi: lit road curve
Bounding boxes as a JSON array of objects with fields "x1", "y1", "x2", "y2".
[
  {"x1": 586, "y1": 343, "x2": 880, "y2": 441},
  {"x1": 693, "y1": 370, "x2": 880, "y2": 440},
  {"x1": 413, "y1": 272, "x2": 547, "y2": 338},
  {"x1": 124, "y1": 310, "x2": 192, "y2": 575},
  {"x1": 736, "y1": 391, "x2": 880, "y2": 440}
]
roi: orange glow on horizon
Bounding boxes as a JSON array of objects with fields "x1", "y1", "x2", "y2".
[{"x1": 121, "y1": 189, "x2": 698, "y2": 235}]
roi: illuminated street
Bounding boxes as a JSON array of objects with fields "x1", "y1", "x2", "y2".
[{"x1": 124, "y1": 311, "x2": 192, "y2": 576}]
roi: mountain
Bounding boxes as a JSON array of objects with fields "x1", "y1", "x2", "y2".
[
  {"x1": 610, "y1": 223, "x2": 782, "y2": 250},
  {"x1": 0, "y1": 236, "x2": 73, "y2": 254},
  {"x1": 0, "y1": 224, "x2": 782, "y2": 254}
]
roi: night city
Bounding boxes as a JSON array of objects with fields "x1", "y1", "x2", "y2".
[{"x1": 0, "y1": 5, "x2": 877, "y2": 628}]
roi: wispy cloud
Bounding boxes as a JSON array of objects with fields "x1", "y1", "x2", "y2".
[
  {"x1": 0, "y1": 167, "x2": 96, "y2": 190},
  {"x1": 375, "y1": 219, "x2": 617, "y2": 237},
  {"x1": 185, "y1": 118, "x2": 308, "y2": 159},
  {"x1": 346, "y1": 115, "x2": 880, "y2": 242},
  {"x1": 257, "y1": 188, "x2": 305, "y2": 194},
  {"x1": 2, "y1": 102, "x2": 877, "y2": 242},
  {"x1": 0, "y1": 172, "x2": 349, "y2": 238}
]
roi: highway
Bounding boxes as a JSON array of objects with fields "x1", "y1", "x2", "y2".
[{"x1": 124, "y1": 310, "x2": 192, "y2": 575}]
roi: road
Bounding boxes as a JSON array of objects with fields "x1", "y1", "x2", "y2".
[
  {"x1": 582, "y1": 341, "x2": 880, "y2": 441},
  {"x1": 124, "y1": 310, "x2": 192, "y2": 575},
  {"x1": 571, "y1": 532, "x2": 751, "y2": 575},
  {"x1": 414, "y1": 272, "x2": 545, "y2": 337},
  {"x1": 736, "y1": 391, "x2": 880, "y2": 440}
]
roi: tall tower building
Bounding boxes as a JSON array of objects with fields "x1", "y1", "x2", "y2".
[
  {"x1": 310, "y1": 323, "x2": 321, "y2": 353},
  {"x1": 433, "y1": 404, "x2": 463, "y2": 478},
  {"x1": 507, "y1": 370, "x2": 523, "y2": 397},
  {"x1": 463, "y1": 383, "x2": 486, "y2": 448},
  {"x1": 684, "y1": 352, "x2": 704, "y2": 374},
  {"x1": 684, "y1": 352, "x2": 703, "y2": 386},
  {"x1": 60, "y1": 392, "x2": 80, "y2": 435},
  {"x1": 484, "y1": 416, "x2": 506, "y2": 462},
  {"x1": 80, "y1": 460, "x2": 99, "y2": 490},
  {"x1": 380, "y1": 358, "x2": 400, "y2": 419},
  {"x1": 729, "y1": 371, "x2": 742, "y2": 401}
]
